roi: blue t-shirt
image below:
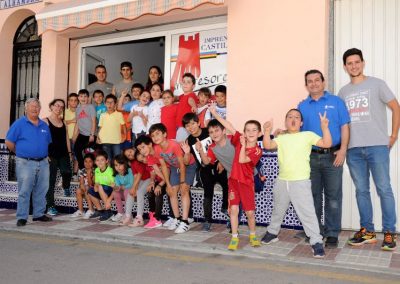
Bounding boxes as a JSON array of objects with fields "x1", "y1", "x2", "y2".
[
  {"x1": 6, "y1": 116, "x2": 52, "y2": 158},
  {"x1": 114, "y1": 168, "x2": 134, "y2": 189},
  {"x1": 298, "y1": 91, "x2": 350, "y2": 147},
  {"x1": 95, "y1": 104, "x2": 107, "y2": 122},
  {"x1": 123, "y1": 100, "x2": 139, "y2": 112}
]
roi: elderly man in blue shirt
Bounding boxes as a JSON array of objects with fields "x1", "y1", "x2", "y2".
[
  {"x1": 298, "y1": 70, "x2": 350, "y2": 248},
  {"x1": 6, "y1": 98, "x2": 53, "y2": 226}
]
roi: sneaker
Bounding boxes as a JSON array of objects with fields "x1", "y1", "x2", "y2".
[
  {"x1": 111, "y1": 213, "x2": 123, "y2": 222},
  {"x1": 228, "y1": 237, "x2": 239, "y2": 251},
  {"x1": 99, "y1": 210, "x2": 113, "y2": 222},
  {"x1": 249, "y1": 235, "x2": 261, "y2": 247},
  {"x1": 381, "y1": 232, "x2": 397, "y2": 251},
  {"x1": 261, "y1": 232, "x2": 278, "y2": 245},
  {"x1": 89, "y1": 210, "x2": 103, "y2": 219},
  {"x1": 120, "y1": 215, "x2": 132, "y2": 226},
  {"x1": 175, "y1": 221, "x2": 190, "y2": 233},
  {"x1": 47, "y1": 207, "x2": 58, "y2": 216},
  {"x1": 167, "y1": 218, "x2": 180, "y2": 231},
  {"x1": 312, "y1": 243, "x2": 325, "y2": 258},
  {"x1": 70, "y1": 210, "x2": 83, "y2": 218},
  {"x1": 83, "y1": 210, "x2": 94, "y2": 219},
  {"x1": 16, "y1": 219, "x2": 27, "y2": 226},
  {"x1": 325, "y1": 236, "x2": 339, "y2": 249},
  {"x1": 64, "y1": 188, "x2": 71, "y2": 197},
  {"x1": 348, "y1": 228, "x2": 377, "y2": 246},
  {"x1": 188, "y1": 217, "x2": 194, "y2": 224},
  {"x1": 202, "y1": 222, "x2": 212, "y2": 232},
  {"x1": 163, "y1": 217, "x2": 174, "y2": 227},
  {"x1": 144, "y1": 218, "x2": 162, "y2": 229},
  {"x1": 32, "y1": 215, "x2": 52, "y2": 222},
  {"x1": 129, "y1": 216, "x2": 144, "y2": 227}
]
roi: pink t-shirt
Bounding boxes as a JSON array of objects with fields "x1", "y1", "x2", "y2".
[{"x1": 154, "y1": 139, "x2": 195, "y2": 168}]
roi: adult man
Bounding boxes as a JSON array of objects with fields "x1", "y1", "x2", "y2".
[
  {"x1": 338, "y1": 48, "x2": 400, "y2": 251},
  {"x1": 298, "y1": 70, "x2": 350, "y2": 249},
  {"x1": 5, "y1": 98, "x2": 53, "y2": 226},
  {"x1": 112, "y1": 61, "x2": 134, "y2": 99},
  {"x1": 87, "y1": 64, "x2": 113, "y2": 98}
]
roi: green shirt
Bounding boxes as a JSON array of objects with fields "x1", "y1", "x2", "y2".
[
  {"x1": 95, "y1": 166, "x2": 114, "y2": 186},
  {"x1": 274, "y1": 131, "x2": 321, "y2": 181}
]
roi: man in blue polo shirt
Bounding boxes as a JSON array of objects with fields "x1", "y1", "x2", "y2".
[
  {"x1": 298, "y1": 70, "x2": 350, "y2": 248},
  {"x1": 5, "y1": 98, "x2": 53, "y2": 226}
]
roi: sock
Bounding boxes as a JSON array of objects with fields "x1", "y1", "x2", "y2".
[{"x1": 232, "y1": 233, "x2": 238, "y2": 238}]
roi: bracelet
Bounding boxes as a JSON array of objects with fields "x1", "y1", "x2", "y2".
[{"x1": 179, "y1": 181, "x2": 185, "y2": 184}]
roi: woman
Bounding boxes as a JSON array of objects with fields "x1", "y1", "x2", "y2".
[
  {"x1": 45, "y1": 99, "x2": 73, "y2": 216},
  {"x1": 145, "y1": 65, "x2": 164, "y2": 91}
]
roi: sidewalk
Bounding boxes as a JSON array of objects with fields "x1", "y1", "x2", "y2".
[{"x1": 0, "y1": 208, "x2": 399, "y2": 276}]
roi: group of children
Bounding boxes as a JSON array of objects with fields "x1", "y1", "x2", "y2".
[{"x1": 62, "y1": 69, "x2": 331, "y2": 258}]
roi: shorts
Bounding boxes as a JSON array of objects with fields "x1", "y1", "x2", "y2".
[
  {"x1": 88, "y1": 184, "x2": 113, "y2": 200},
  {"x1": 228, "y1": 178, "x2": 255, "y2": 211},
  {"x1": 170, "y1": 163, "x2": 197, "y2": 186}
]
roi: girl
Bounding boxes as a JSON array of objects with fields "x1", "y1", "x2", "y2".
[
  {"x1": 71, "y1": 153, "x2": 95, "y2": 219},
  {"x1": 145, "y1": 65, "x2": 164, "y2": 91},
  {"x1": 160, "y1": 90, "x2": 178, "y2": 139},
  {"x1": 111, "y1": 154, "x2": 135, "y2": 223},
  {"x1": 147, "y1": 83, "x2": 164, "y2": 132},
  {"x1": 128, "y1": 91, "x2": 150, "y2": 146},
  {"x1": 44, "y1": 98, "x2": 72, "y2": 216}
]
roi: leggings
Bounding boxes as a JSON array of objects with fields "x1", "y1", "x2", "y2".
[
  {"x1": 113, "y1": 190, "x2": 135, "y2": 216},
  {"x1": 136, "y1": 178, "x2": 150, "y2": 217},
  {"x1": 47, "y1": 155, "x2": 72, "y2": 208}
]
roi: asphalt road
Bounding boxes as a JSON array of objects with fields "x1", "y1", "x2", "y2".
[{"x1": 0, "y1": 231, "x2": 399, "y2": 284}]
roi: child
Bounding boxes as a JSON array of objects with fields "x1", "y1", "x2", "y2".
[
  {"x1": 93, "y1": 90, "x2": 107, "y2": 122},
  {"x1": 72, "y1": 89, "x2": 97, "y2": 169},
  {"x1": 197, "y1": 87, "x2": 212, "y2": 128},
  {"x1": 88, "y1": 150, "x2": 115, "y2": 221},
  {"x1": 70, "y1": 153, "x2": 95, "y2": 219},
  {"x1": 204, "y1": 104, "x2": 263, "y2": 250},
  {"x1": 161, "y1": 90, "x2": 178, "y2": 139},
  {"x1": 149, "y1": 123, "x2": 197, "y2": 233},
  {"x1": 128, "y1": 90, "x2": 150, "y2": 146},
  {"x1": 175, "y1": 73, "x2": 199, "y2": 142},
  {"x1": 119, "y1": 94, "x2": 133, "y2": 150},
  {"x1": 147, "y1": 83, "x2": 164, "y2": 131},
  {"x1": 112, "y1": 61, "x2": 134, "y2": 99},
  {"x1": 118, "y1": 83, "x2": 144, "y2": 112},
  {"x1": 97, "y1": 94, "x2": 126, "y2": 160},
  {"x1": 183, "y1": 112, "x2": 228, "y2": 232},
  {"x1": 64, "y1": 93, "x2": 79, "y2": 178},
  {"x1": 111, "y1": 154, "x2": 134, "y2": 223},
  {"x1": 212, "y1": 85, "x2": 227, "y2": 119},
  {"x1": 261, "y1": 109, "x2": 331, "y2": 258}
]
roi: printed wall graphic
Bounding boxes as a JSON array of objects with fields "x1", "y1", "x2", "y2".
[{"x1": 170, "y1": 28, "x2": 227, "y2": 96}]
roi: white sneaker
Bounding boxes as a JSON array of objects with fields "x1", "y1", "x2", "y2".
[
  {"x1": 175, "y1": 221, "x2": 190, "y2": 234},
  {"x1": 188, "y1": 218, "x2": 194, "y2": 224},
  {"x1": 163, "y1": 217, "x2": 174, "y2": 227},
  {"x1": 167, "y1": 218, "x2": 180, "y2": 231},
  {"x1": 70, "y1": 210, "x2": 83, "y2": 218},
  {"x1": 83, "y1": 210, "x2": 94, "y2": 219},
  {"x1": 111, "y1": 213, "x2": 123, "y2": 222}
]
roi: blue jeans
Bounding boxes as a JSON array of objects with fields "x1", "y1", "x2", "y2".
[
  {"x1": 16, "y1": 157, "x2": 50, "y2": 220},
  {"x1": 346, "y1": 146, "x2": 396, "y2": 232},
  {"x1": 101, "y1": 143, "x2": 121, "y2": 161},
  {"x1": 310, "y1": 152, "x2": 343, "y2": 238}
]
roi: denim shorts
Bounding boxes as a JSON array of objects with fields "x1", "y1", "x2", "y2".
[
  {"x1": 88, "y1": 185, "x2": 113, "y2": 199},
  {"x1": 170, "y1": 163, "x2": 197, "y2": 186}
]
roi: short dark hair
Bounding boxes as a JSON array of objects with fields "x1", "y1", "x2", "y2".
[
  {"x1": 131, "y1": 83, "x2": 144, "y2": 93},
  {"x1": 105, "y1": 94, "x2": 117, "y2": 103},
  {"x1": 342, "y1": 48, "x2": 364, "y2": 65},
  {"x1": 120, "y1": 61, "x2": 132, "y2": 69},
  {"x1": 285, "y1": 108, "x2": 303, "y2": 121},
  {"x1": 149, "y1": 123, "x2": 167, "y2": 135},
  {"x1": 83, "y1": 153, "x2": 95, "y2": 162},
  {"x1": 214, "y1": 85, "x2": 226, "y2": 95},
  {"x1": 68, "y1": 93, "x2": 78, "y2": 99},
  {"x1": 162, "y1": 89, "x2": 174, "y2": 98},
  {"x1": 112, "y1": 154, "x2": 129, "y2": 176},
  {"x1": 93, "y1": 89, "x2": 104, "y2": 97},
  {"x1": 207, "y1": 119, "x2": 225, "y2": 130},
  {"x1": 244, "y1": 120, "x2": 262, "y2": 132},
  {"x1": 304, "y1": 69, "x2": 325, "y2": 85},
  {"x1": 134, "y1": 135, "x2": 153, "y2": 148},
  {"x1": 78, "y1": 89, "x2": 89, "y2": 96},
  {"x1": 183, "y1": 72, "x2": 196, "y2": 85},
  {"x1": 182, "y1": 112, "x2": 199, "y2": 127},
  {"x1": 198, "y1": 87, "x2": 211, "y2": 98},
  {"x1": 96, "y1": 150, "x2": 108, "y2": 160},
  {"x1": 95, "y1": 64, "x2": 106, "y2": 72}
]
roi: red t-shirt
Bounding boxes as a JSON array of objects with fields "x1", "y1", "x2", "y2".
[
  {"x1": 146, "y1": 154, "x2": 163, "y2": 182},
  {"x1": 154, "y1": 139, "x2": 195, "y2": 168},
  {"x1": 230, "y1": 131, "x2": 262, "y2": 185},
  {"x1": 175, "y1": 92, "x2": 199, "y2": 127},
  {"x1": 130, "y1": 160, "x2": 150, "y2": 180},
  {"x1": 161, "y1": 104, "x2": 178, "y2": 139}
]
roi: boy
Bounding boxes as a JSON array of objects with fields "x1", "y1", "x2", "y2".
[
  {"x1": 64, "y1": 93, "x2": 79, "y2": 178},
  {"x1": 118, "y1": 83, "x2": 144, "y2": 112},
  {"x1": 175, "y1": 73, "x2": 199, "y2": 142},
  {"x1": 200, "y1": 105, "x2": 262, "y2": 250},
  {"x1": 212, "y1": 85, "x2": 227, "y2": 119},
  {"x1": 149, "y1": 123, "x2": 196, "y2": 233},
  {"x1": 87, "y1": 65, "x2": 113, "y2": 98},
  {"x1": 72, "y1": 89, "x2": 97, "y2": 169},
  {"x1": 261, "y1": 109, "x2": 331, "y2": 258},
  {"x1": 112, "y1": 61, "x2": 134, "y2": 99},
  {"x1": 197, "y1": 87, "x2": 212, "y2": 128},
  {"x1": 161, "y1": 90, "x2": 178, "y2": 139},
  {"x1": 88, "y1": 150, "x2": 115, "y2": 221},
  {"x1": 93, "y1": 90, "x2": 107, "y2": 122},
  {"x1": 183, "y1": 112, "x2": 228, "y2": 232},
  {"x1": 97, "y1": 94, "x2": 126, "y2": 160}
]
